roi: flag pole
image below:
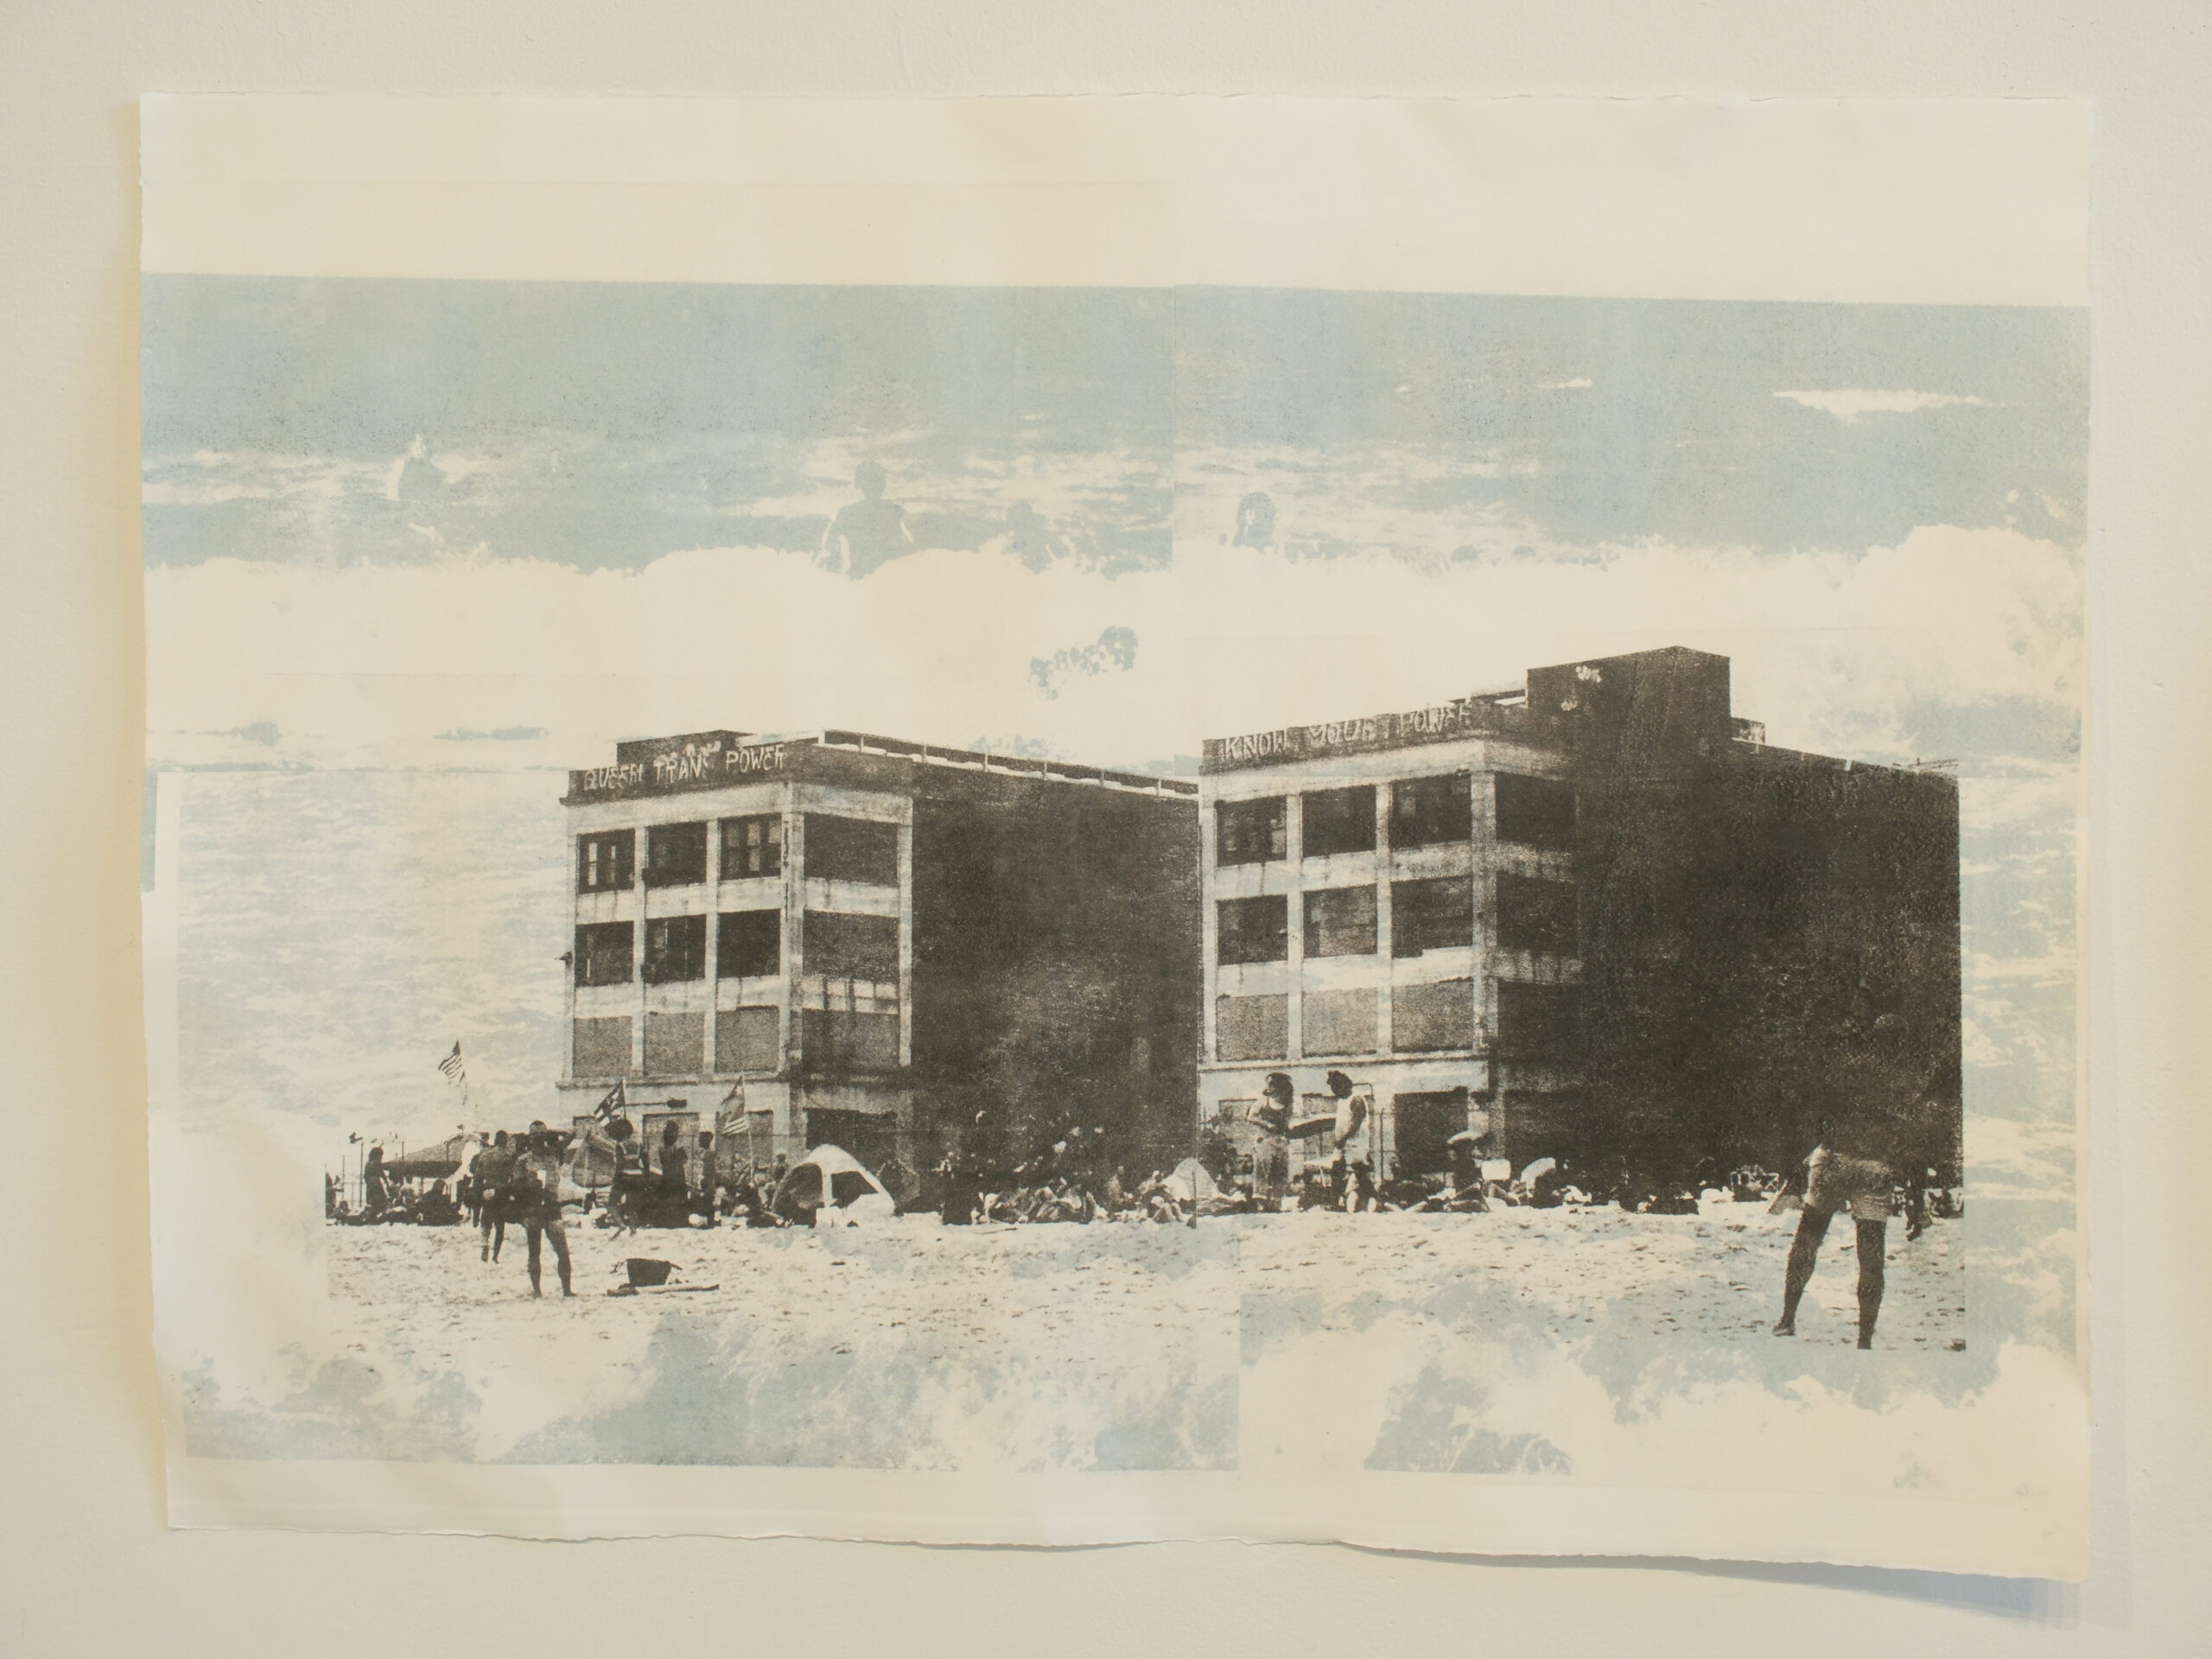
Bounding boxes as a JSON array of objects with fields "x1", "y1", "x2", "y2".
[{"x1": 1188, "y1": 1052, "x2": 1200, "y2": 1230}]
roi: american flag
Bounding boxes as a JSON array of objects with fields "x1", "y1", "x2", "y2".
[
  {"x1": 437, "y1": 1041, "x2": 465, "y2": 1084},
  {"x1": 594, "y1": 1079, "x2": 627, "y2": 1122}
]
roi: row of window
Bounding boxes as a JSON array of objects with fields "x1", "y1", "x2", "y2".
[
  {"x1": 572, "y1": 1006, "x2": 900, "y2": 1078},
  {"x1": 1215, "y1": 772, "x2": 1575, "y2": 867},
  {"x1": 575, "y1": 910, "x2": 899, "y2": 986},
  {"x1": 577, "y1": 815, "x2": 899, "y2": 894},
  {"x1": 1214, "y1": 980, "x2": 1582, "y2": 1062},
  {"x1": 1215, "y1": 873, "x2": 1576, "y2": 965}
]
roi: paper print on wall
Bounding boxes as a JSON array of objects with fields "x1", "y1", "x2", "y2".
[{"x1": 143, "y1": 97, "x2": 2088, "y2": 1574}]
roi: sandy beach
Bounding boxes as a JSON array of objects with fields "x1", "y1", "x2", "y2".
[{"x1": 271, "y1": 1198, "x2": 1969, "y2": 1470}]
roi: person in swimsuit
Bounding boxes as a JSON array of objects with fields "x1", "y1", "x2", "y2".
[
  {"x1": 1252, "y1": 1072, "x2": 1294, "y2": 1213},
  {"x1": 1773, "y1": 1137, "x2": 1893, "y2": 1348},
  {"x1": 508, "y1": 1128, "x2": 574, "y2": 1298},
  {"x1": 1776, "y1": 1013, "x2": 1942, "y2": 1349},
  {"x1": 1325, "y1": 1071, "x2": 1376, "y2": 1214},
  {"x1": 474, "y1": 1130, "x2": 515, "y2": 1262}
]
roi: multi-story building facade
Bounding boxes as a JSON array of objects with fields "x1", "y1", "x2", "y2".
[
  {"x1": 559, "y1": 729, "x2": 1200, "y2": 1177},
  {"x1": 1199, "y1": 647, "x2": 1961, "y2": 1184}
]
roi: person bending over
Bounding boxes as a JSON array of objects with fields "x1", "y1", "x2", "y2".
[{"x1": 1773, "y1": 1136, "x2": 1892, "y2": 1349}]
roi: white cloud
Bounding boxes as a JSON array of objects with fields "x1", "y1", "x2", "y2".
[
  {"x1": 147, "y1": 521, "x2": 2081, "y2": 780},
  {"x1": 1539, "y1": 377, "x2": 1592, "y2": 391},
  {"x1": 1773, "y1": 389, "x2": 1991, "y2": 421}
]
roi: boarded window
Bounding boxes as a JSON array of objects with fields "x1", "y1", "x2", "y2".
[
  {"x1": 805, "y1": 815, "x2": 899, "y2": 886},
  {"x1": 1390, "y1": 773, "x2": 1472, "y2": 848},
  {"x1": 1393, "y1": 978, "x2": 1475, "y2": 1052},
  {"x1": 715, "y1": 1006, "x2": 780, "y2": 1073},
  {"x1": 1303, "y1": 885, "x2": 1377, "y2": 957},
  {"x1": 1216, "y1": 796, "x2": 1287, "y2": 865},
  {"x1": 1303, "y1": 987, "x2": 1378, "y2": 1056},
  {"x1": 644, "y1": 1010, "x2": 705, "y2": 1076},
  {"x1": 642, "y1": 914, "x2": 707, "y2": 983},
  {"x1": 1497, "y1": 874, "x2": 1578, "y2": 955},
  {"x1": 1393, "y1": 875, "x2": 1471, "y2": 957},
  {"x1": 1497, "y1": 981, "x2": 1583, "y2": 1057},
  {"x1": 572, "y1": 1015, "x2": 633, "y2": 1078},
  {"x1": 1217, "y1": 895, "x2": 1288, "y2": 965},
  {"x1": 717, "y1": 910, "x2": 780, "y2": 979},
  {"x1": 1216, "y1": 993, "x2": 1289, "y2": 1061},
  {"x1": 720, "y1": 814, "x2": 782, "y2": 879},
  {"x1": 1302, "y1": 785, "x2": 1376, "y2": 856},
  {"x1": 807, "y1": 911, "x2": 899, "y2": 980},
  {"x1": 643, "y1": 821, "x2": 709, "y2": 887},
  {"x1": 577, "y1": 830, "x2": 634, "y2": 893},
  {"x1": 800, "y1": 1007, "x2": 900, "y2": 1071},
  {"x1": 1494, "y1": 772, "x2": 1576, "y2": 849},
  {"x1": 575, "y1": 921, "x2": 633, "y2": 987}
]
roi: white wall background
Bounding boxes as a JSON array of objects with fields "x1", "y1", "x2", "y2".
[{"x1": 2, "y1": 3, "x2": 2203, "y2": 1652}]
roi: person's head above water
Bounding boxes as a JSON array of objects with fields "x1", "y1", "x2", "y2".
[{"x1": 1233, "y1": 491, "x2": 1277, "y2": 549}]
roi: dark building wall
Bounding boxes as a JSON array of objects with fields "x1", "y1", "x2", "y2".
[
  {"x1": 898, "y1": 771, "x2": 1200, "y2": 1174},
  {"x1": 1692, "y1": 752, "x2": 1962, "y2": 1175},
  {"x1": 1534, "y1": 646, "x2": 1961, "y2": 1179}
]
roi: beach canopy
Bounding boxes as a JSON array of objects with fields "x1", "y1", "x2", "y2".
[
  {"x1": 772, "y1": 1144, "x2": 894, "y2": 1216},
  {"x1": 380, "y1": 1134, "x2": 471, "y2": 1180},
  {"x1": 1161, "y1": 1157, "x2": 1222, "y2": 1207}
]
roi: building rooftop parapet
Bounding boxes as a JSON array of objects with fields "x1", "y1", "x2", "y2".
[
  {"x1": 565, "y1": 726, "x2": 1198, "y2": 806},
  {"x1": 1729, "y1": 737, "x2": 1959, "y2": 786},
  {"x1": 1200, "y1": 647, "x2": 1943, "y2": 784},
  {"x1": 815, "y1": 730, "x2": 1196, "y2": 796}
]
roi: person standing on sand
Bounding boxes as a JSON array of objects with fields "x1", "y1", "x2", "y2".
[
  {"x1": 1774, "y1": 1015, "x2": 1928, "y2": 1350},
  {"x1": 1772, "y1": 1136, "x2": 1893, "y2": 1348},
  {"x1": 456, "y1": 1132, "x2": 486, "y2": 1228},
  {"x1": 474, "y1": 1130, "x2": 515, "y2": 1262},
  {"x1": 509, "y1": 1127, "x2": 574, "y2": 1299},
  {"x1": 362, "y1": 1145, "x2": 390, "y2": 1217},
  {"x1": 1252, "y1": 1072, "x2": 1294, "y2": 1213},
  {"x1": 696, "y1": 1130, "x2": 721, "y2": 1221},
  {"x1": 658, "y1": 1122, "x2": 688, "y2": 1198},
  {"x1": 1326, "y1": 1070, "x2": 1376, "y2": 1214}
]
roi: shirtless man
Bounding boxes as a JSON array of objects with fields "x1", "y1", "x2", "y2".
[
  {"x1": 509, "y1": 1127, "x2": 574, "y2": 1298},
  {"x1": 1325, "y1": 1071, "x2": 1376, "y2": 1214},
  {"x1": 1776, "y1": 1017, "x2": 1933, "y2": 1350}
]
